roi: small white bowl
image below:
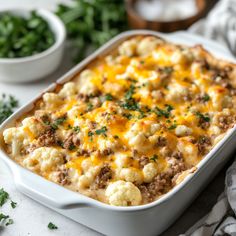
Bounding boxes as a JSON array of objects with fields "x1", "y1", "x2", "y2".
[{"x1": 0, "y1": 9, "x2": 66, "y2": 83}]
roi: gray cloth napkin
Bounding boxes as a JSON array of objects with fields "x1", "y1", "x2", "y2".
[
  {"x1": 189, "y1": 0, "x2": 236, "y2": 55},
  {"x1": 183, "y1": 0, "x2": 236, "y2": 235}
]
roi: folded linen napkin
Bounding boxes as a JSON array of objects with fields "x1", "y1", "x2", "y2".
[
  {"x1": 184, "y1": 0, "x2": 236, "y2": 235},
  {"x1": 189, "y1": 0, "x2": 236, "y2": 55}
]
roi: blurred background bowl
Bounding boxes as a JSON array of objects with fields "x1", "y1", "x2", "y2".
[
  {"x1": 0, "y1": 8, "x2": 66, "y2": 83},
  {"x1": 125, "y1": 0, "x2": 206, "y2": 32}
]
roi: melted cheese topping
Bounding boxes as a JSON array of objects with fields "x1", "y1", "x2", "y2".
[{"x1": 3, "y1": 36, "x2": 236, "y2": 206}]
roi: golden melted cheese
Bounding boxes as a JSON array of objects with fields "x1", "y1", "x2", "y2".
[{"x1": 3, "y1": 35, "x2": 236, "y2": 206}]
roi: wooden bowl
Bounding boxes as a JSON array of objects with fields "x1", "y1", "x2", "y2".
[{"x1": 125, "y1": 0, "x2": 206, "y2": 32}]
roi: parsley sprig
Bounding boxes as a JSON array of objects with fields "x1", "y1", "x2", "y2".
[{"x1": 0, "y1": 94, "x2": 18, "y2": 124}]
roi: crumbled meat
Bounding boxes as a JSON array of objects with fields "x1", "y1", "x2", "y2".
[
  {"x1": 38, "y1": 129, "x2": 56, "y2": 147},
  {"x1": 56, "y1": 167, "x2": 71, "y2": 185},
  {"x1": 218, "y1": 115, "x2": 236, "y2": 131},
  {"x1": 78, "y1": 94, "x2": 90, "y2": 102},
  {"x1": 94, "y1": 165, "x2": 112, "y2": 189},
  {"x1": 63, "y1": 133, "x2": 80, "y2": 150},
  {"x1": 197, "y1": 135, "x2": 211, "y2": 155},
  {"x1": 138, "y1": 156, "x2": 186, "y2": 203},
  {"x1": 171, "y1": 151, "x2": 183, "y2": 159},
  {"x1": 77, "y1": 149, "x2": 91, "y2": 157},
  {"x1": 156, "y1": 136, "x2": 167, "y2": 147},
  {"x1": 139, "y1": 156, "x2": 150, "y2": 168},
  {"x1": 97, "y1": 149, "x2": 114, "y2": 156}
]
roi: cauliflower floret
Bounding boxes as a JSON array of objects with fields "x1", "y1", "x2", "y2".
[
  {"x1": 59, "y1": 82, "x2": 77, "y2": 97},
  {"x1": 166, "y1": 83, "x2": 189, "y2": 101},
  {"x1": 105, "y1": 180, "x2": 142, "y2": 206},
  {"x1": 3, "y1": 127, "x2": 28, "y2": 156},
  {"x1": 43, "y1": 92, "x2": 62, "y2": 109},
  {"x1": 76, "y1": 69, "x2": 98, "y2": 95},
  {"x1": 171, "y1": 49, "x2": 193, "y2": 65},
  {"x1": 143, "y1": 163, "x2": 158, "y2": 183},
  {"x1": 118, "y1": 39, "x2": 137, "y2": 57},
  {"x1": 137, "y1": 37, "x2": 163, "y2": 56},
  {"x1": 23, "y1": 147, "x2": 64, "y2": 173},
  {"x1": 115, "y1": 153, "x2": 129, "y2": 169},
  {"x1": 78, "y1": 166, "x2": 101, "y2": 188},
  {"x1": 67, "y1": 105, "x2": 86, "y2": 120},
  {"x1": 175, "y1": 125, "x2": 192, "y2": 137},
  {"x1": 22, "y1": 116, "x2": 45, "y2": 138},
  {"x1": 128, "y1": 133, "x2": 151, "y2": 152},
  {"x1": 119, "y1": 168, "x2": 142, "y2": 183},
  {"x1": 97, "y1": 138, "x2": 118, "y2": 152}
]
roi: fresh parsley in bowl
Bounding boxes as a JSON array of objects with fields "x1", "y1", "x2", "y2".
[
  {"x1": 0, "y1": 11, "x2": 55, "y2": 58},
  {"x1": 0, "y1": 9, "x2": 66, "y2": 83}
]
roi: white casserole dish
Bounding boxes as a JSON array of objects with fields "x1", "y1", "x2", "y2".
[{"x1": 0, "y1": 30, "x2": 236, "y2": 236}]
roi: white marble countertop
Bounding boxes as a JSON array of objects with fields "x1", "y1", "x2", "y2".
[{"x1": 0, "y1": 1, "x2": 230, "y2": 235}]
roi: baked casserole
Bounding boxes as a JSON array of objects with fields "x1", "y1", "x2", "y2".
[{"x1": 3, "y1": 36, "x2": 236, "y2": 206}]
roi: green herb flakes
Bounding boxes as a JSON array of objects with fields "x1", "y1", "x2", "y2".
[
  {"x1": 48, "y1": 222, "x2": 58, "y2": 230},
  {"x1": 0, "y1": 188, "x2": 9, "y2": 207}
]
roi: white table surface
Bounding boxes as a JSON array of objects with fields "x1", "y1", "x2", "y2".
[{"x1": 0, "y1": 1, "x2": 100, "y2": 236}]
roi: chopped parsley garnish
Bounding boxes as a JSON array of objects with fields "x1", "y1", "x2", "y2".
[
  {"x1": 203, "y1": 94, "x2": 210, "y2": 102},
  {"x1": 50, "y1": 116, "x2": 67, "y2": 130},
  {"x1": 123, "y1": 113, "x2": 132, "y2": 120},
  {"x1": 103, "y1": 94, "x2": 113, "y2": 101},
  {"x1": 113, "y1": 135, "x2": 119, "y2": 139},
  {"x1": 10, "y1": 201, "x2": 17, "y2": 209},
  {"x1": 154, "y1": 106, "x2": 172, "y2": 118},
  {"x1": 0, "y1": 188, "x2": 9, "y2": 207},
  {"x1": 195, "y1": 111, "x2": 210, "y2": 122},
  {"x1": 95, "y1": 126, "x2": 107, "y2": 135},
  {"x1": 88, "y1": 131, "x2": 94, "y2": 137},
  {"x1": 168, "y1": 124, "x2": 177, "y2": 130},
  {"x1": 0, "y1": 213, "x2": 13, "y2": 226},
  {"x1": 120, "y1": 99, "x2": 140, "y2": 111},
  {"x1": 73, "y1": 126, "x2": 80, "y2": 133},
  {"x1": 69, "y1": 144, "x2": 76, "y2": 150},
  {"x1": 162, "y1": 66, "x2": 173, "y2": 74},
  {"x1": 150, "y1": 154, "x2": 158, "y2": 162},
  {"x1": 0, "y1": 94, "x2": 19, "y2": 124},
  {"x1": 125, "y1": 84, "x2": 135, "y2": 100},
  {"x1": 87, "y1": 102, "x2": 93, "y2": 111},
  {"x1": 0, "y1": 213, "x2": 9, "y2": 222},
  {"x1": 48, "y1": 222, "x2": 58, "y2": 230}
]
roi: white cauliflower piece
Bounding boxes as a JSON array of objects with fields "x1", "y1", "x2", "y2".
[
  {"x1": 105, "y1": 180, "x2": 142, "y2": 206},
  {"x1": 171, "y1": 49, "x2": 193, "y2": 65},
  {"x1": 22, "y1": 116, "x2": 45, "y2": 137},
  {"x1": 59, "y1": 82, "x2": 77, "y2": 97},
  {"x1": 97, "y1": 138, "x2": 118, "y2": 152},
  {"x1": 143, "y1": 163, "x2": 158, "y2": 183},
  {"x1": 78, "y1": 166, "x2": 101, "y2": 188},
  {"x1": 175, "y1": 125, "x2": 192, "y2": 137},
  {"x1": 3, "y1": 127, "x2": 28, "y2": 156},
  {"x1": 43, "y1": 92, "x2": 62, "y2": 109},
  {"x1": 119, "y1": 168, "x2": 142, "y2": 183},
  {"x1": 118, "y1": 39, "x2": 137, "y2": 57},
  {"x1": 115, "y1": 153, "x2": 129, "y2": 168},
  {"x1": 23, "y1": 147, "x2": 64, "y2": 173},
  {"x1": 166, "y1": 83, "x2": 189, "y2": 101},
  {"x1": 137, "y1": 36, "x2": 162, "y2": 56}
]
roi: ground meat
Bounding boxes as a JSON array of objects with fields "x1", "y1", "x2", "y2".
[
  {"x1": 63, "y1": 133, "x2": 80, "y2": 150},
  {"x1": 77, "y1": 149, "x2": 91, "y2": 157},
  {"x1": 37, "y1": 129, "x2": 56, "y2": 147},
  {"x1": 94, "y1": 165, "x2": 112, "y2": 189},
  {"x1": 97, "y1": 148, "x2": 114, "y2": 156},
  {"x1": 139, "y1": 156, "x2": 186, "y2": 203},
  {"x1": 139, "y1": 156, "x2": 150, "y2": 168},
  {"x1": 171, "y1": 151, "x2": 183, "y2": 159},
  {"x1": 78, "y1": 94, "x2": 90, "y2": 102},
  {"x1": 218, "y1": 115, "x2": 236, "y2": 131},
  {"x1": 197, "y1": 135, "x2": 211, "y2": 155},
  {"x1": 156, "y1": 136, "x2": 167, "y2": 147},
  {"x1": 55, "y1": 167, "x2": 71, "y2": 185},
  {"x1": 139, "y1": 174, "x2": 170, "y2": 203}
]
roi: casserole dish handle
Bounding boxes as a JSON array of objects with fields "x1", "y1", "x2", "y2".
[{"x1": 11, "y1": 164, "x2": 93, "y2": 209}]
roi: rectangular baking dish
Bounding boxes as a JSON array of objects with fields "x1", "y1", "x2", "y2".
[{"x1": 0, "y1": 30, "x2": 236, "y2": 236}]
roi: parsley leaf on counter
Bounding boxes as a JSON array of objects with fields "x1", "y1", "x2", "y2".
[
  {"x1": 48, "y1": 222, "x2": 58, "y2": 230},
  {"x1": 10, "y1": 201, "x2": 17, "y2": 209},
  {"x1": 0, "y1": 188, "x2": 9, "y2": 207},
  {"x1": 0, "y1": 94, "x2": 19, "y2": 124}
]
